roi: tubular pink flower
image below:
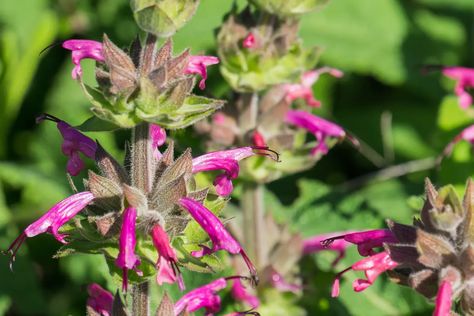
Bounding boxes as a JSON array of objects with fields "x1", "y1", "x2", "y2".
[
  {"x1": 252, "y1": 130, "x2": 267, "y2": 147},
  {"x1": 303, "y1": 232, "x2": 353, "y2": 266},
  {"x1": 115, "y1": 207, "x2": 141, "y2": 292},
  {"x1": 174, "y1": 278, "x2": 228, "y2": 315},
  {"x1": 37, "y1": 114, "x2": 97, "y2": 176},
  {"x1": 283, "y1": 67, "x2": 343, "y2": 107},
  {"x1": 192, "y1": 147, "x2": 275, "y2": 196},
  {"x1": 179, "y1": 198, "x2": 257, "y2": 281},
  {"x1": 4, "y1": 191, "x2": 94, "y2": 268},
  {"x1": 231, "y1": 279, "x2": 259, "y2": 309},
  {"x1": 243, "y1": 33, "x2": 256, "y2": 49},
  {"x1": 442, "y1": 66, "x2": 474, "y2": 109},
  {"x1": 149, "y1": 124, "x2": 166, "y2": 160},
  {"x1": 440, "y1": 124, "x2": 474, "y2": 164},
  {"x1": 62, "y1": 39, "x2": 104, "y2": 79},
  {"x1": 434, "y1": 280, "x2": 453, "y2": 316},
  {"x1": 150, "y1": 224, "x2": 184, "y2": 290},
  {"x1": 270, "y1": 270, "x2": 302, "y2": 294},
  {"x1": 322, "y1": 229, "x2": 397, "y2": 257},
  {"x1": 87, "y1": 283, "x2": 114, "y2": 316},
  {"x1": 331, "y1": 251, "x2": 398, "y2": 297},
  {"x1": 285, "y1": 110, "x2": 346, "y2": 156},
  {"x1": 185, "y1": 55, "x2": 219, "y2": 90}
]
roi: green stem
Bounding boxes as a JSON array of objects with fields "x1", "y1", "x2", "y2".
[
  {"x1": 241, "y1": 182, "x2": 265, "y2": 269},
  {"x1": 131, "y1": 282, "x2": 149, "y2": 316}
]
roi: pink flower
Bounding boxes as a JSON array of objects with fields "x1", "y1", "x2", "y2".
[
  {"x1": 4, "y1": 191, "x2": 94, "y2": 268},
  {"x1": 185, "y1": 55, "x2": 219, "y2": 90},
  {"x1": 231, "y1": 279, "x2": 259, "y2": 309},
  {"x1": 192, "y1": 147, "x2": 276, "y2": 196},
  {"x1": 37, "y1": 114, "x2": 97, "y2": 176},
  {"x1": 179, "y1": 197, "x2": 257, "y2": 281},
  {"x1": 115, "y1": 207, "x2": 141, "y2": 292},
  {"x1": 322, "y1": 229, "x2": 397, "y2": 257},
  {"x1": 283, "y1": 67, "x2": 343, "y2": 107},
  {"x1": 149, "y1": 124, "x2": 166, "y2": 160},
  {"x1": 285, "y1": 110, "x2": 346, "y2": 156},
  {"x1": 150, "y1": 224, "x2": 184, "y2": 290},
  {"x1": 252, "y1": 130, "x2": 267, "y2": 147},
  {"x1": 62, "y1": 39, "x2": 104, "y2": 79},
  {"x1": 303, "y1": 232, "x2": 353, "y2": 267},
  {"x1": 174, "y1": 278, "x2": 228, "y2": 316},
  {"x1": 434, "y1": 280, "x2": 453, "y2": 316},
  {"x1": 270, "y1": 270, "x2": 302, "y2": 294},
  {"x1": 242, "y1": 33, "x2": 256, "y2": 49},
  {"x1": 332, "y1": 251, "x2": 399, "y2": 297},
  {"x1": 442, "y1": 66, "x2": 474, "y2": 109},
  {"x1": 440, "y1": 124, "x2": 474, "y2": 163},
  {"x1": 87, "y1": 283, "x2": 114, "y2": 316}
]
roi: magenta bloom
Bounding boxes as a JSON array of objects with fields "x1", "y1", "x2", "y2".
[
  {"x1": 149, "y1": 124, "x2": 166, "y2": 160},
  {"x1": 179, "y1": 197, "x2": 257, "y2": 279},
  {"x1": 4, "y1": 191, "x2": 94, "y2": 266},
  {"x1": 434, "y1": 280, "x2": 453, "y2": 316},
  {"x1": 174, "y1": 278, "x2": 228, "y2": 316},
  {"x1": 115, "y1": 207, "x2": 141, "y2": 292},
  {"x1": 150, "y1": 224, "x2": 184, "y2": 290},
  {"x1": 87, "y1": 283, "x2": 114, "y2": 316},
  {"x1": 283, "y1": 67, "x2": 343, "y2": 107},
  {"x1": 62, "y1": 39, "x2": 104, "y2": 79},
  {"x1": 303, "y1": 232, "x2": 353, "y2": 267},
  {"x1": 231, "y1": 279, "x2": 259, "y2": 309},
  {"x1": 285, "y1": 110, "x2": 346, "y2": 156},
  {"x1": 192, "y1": 147, "x2": 259, "y2": 196},
  {"x1": 322, "y1": 229, "x2": 397, "y2": 257},
  {"x1": 440, "y1": 124, "x2": 474, "y2": 163},
  {"x1": 270, "y1": 270, "x2": 302, "y2": 294},
  {"x1": 185, "y1": 55, "x2": 219, "y2": 90},
  {"x1": 242, "y1": 32, "x2": 256, "y2": 49},
  {"x1": 37, "y1": 114, "x2": 97, "y2": 176},
  {"x1": 332, "y1": 251, "x2": 399, "y2": 297},
  {"x1": 442, "y1": 66, "x2": 474, "y2": 109}
]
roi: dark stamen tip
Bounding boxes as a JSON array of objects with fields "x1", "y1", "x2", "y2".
[
  {"x1": 36, "y1": 113, "x2": 60, "y2": 124},
  {"x1": 251, "y1": 146, "x2": 281, "y2": 162},
  {"x1": 321, "y1": 235, "x2": 344, "y2": 248},
  {"x1": 39, "y1": 41, "x2": 64, "y2": 56}
]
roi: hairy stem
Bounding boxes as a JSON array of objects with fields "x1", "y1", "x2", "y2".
[
  {"x1": 131, "y1": 122, "x2": 153, "y2": 194},
  {"x1": 242, "y1": 182, "x2": 265, "y2": 269},
  {"x1": 131, "y1": 282, "x2": 149, "y2": 316}
]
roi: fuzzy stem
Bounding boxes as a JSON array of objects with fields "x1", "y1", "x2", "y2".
[
  {"x1": 131, "y1": 282, "x2": 149, "y2": 316},
  {"x1": 242, "y1": 182, "x2": 265, "y2": 269},
  {"x1": 131, "y1": 122, "x2": 153, "y2": 195}
]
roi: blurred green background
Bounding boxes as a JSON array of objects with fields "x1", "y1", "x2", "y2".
[{"x1": 0, "y1": 0, "x2": 473, "y2": 315}]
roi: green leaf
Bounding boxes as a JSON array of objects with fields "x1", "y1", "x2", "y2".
[
  {"x1": 76, "y1": 116, "x2": 121, "y2": 132},
  {"x1": 437, "y1": 95, "x2": 472, "y2": 131}
]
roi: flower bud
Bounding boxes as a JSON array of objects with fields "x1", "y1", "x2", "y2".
[
  {"x1": 130, "y1": 0, "x2": 200, "y2": 37},
  {"x1": 250, "y1": 0, "x2": 330, "y2": 18}
]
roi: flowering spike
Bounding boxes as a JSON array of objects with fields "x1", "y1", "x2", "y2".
[
  {"x1": 185, "y1": 55, "x2": 219, "y2": 90},
  {"x1": 283, "y1": 67, "x2": 343, "y2": 107},
  {"x1": 150, "y1": 224, "x2": 184, "y2": 290},
  {"x1": 285, "y1": 110, "x2": 346, "y2": 156},
  {"x1": 3, "y1": 191, "x2": 94, "y2": 268},
  {"x1": 87, "y1": 283, "x2": 114, "y2": 316},
  {"x1": 37, "y1": 113, "x2": 97, "y2": 176},
  {"x1": 179, "y1": 197, "x2": 258, "y2": 281},
  {"x1": 115, "y1": 207, "x2": 141, "y2": 292},
  {"x1": 174, "y1": 278, "x2": 228, "y2": 315},
  {"x1": 62, "y1": 39, "x2": 104, "y2": 79}
]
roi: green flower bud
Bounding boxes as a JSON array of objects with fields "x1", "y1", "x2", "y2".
[
  {"x1": 130, "y1": 0, "x2": 200, "y2": 37},
  {"x1": 250, "y1": 0, "x2": 330, "y2": 18},
  {"x1": 217, "y1": 8, "x2": 320, "y2": 92}
]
